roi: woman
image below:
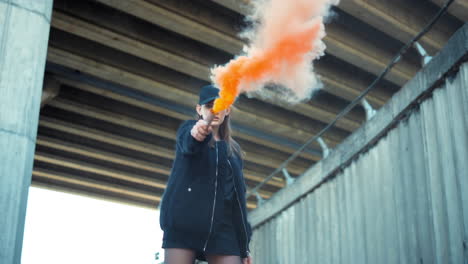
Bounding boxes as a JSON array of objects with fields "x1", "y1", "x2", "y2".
[{"x1": 160, "y1": 85, "x2": 253, "y2": 264}]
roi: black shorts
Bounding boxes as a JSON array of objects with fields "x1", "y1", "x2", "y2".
[{"x1": 162, "y1": 197, "x2": 241, "y2": 261}]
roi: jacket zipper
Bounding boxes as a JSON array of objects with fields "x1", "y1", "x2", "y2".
[
  {"x1": 228, "y1": 159, "x2": 249, "y2": 256},
  {"x1": 203, "y1": 142, "x2": 219, "y2": 251}
]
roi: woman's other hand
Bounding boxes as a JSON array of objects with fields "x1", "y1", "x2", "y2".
[
  {"x1": 190, "y1": 120, "x2": 212, "y2": 142},
  {"x1": 243, "y1": 256, "x2": 252, "y2": 264}
]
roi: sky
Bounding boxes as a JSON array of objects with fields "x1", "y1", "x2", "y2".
[{"x1": 22, "y1": 187, "x2": 164, "y2": 264}]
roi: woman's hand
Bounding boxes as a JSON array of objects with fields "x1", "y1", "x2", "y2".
[
  {"x1": 190, "y1": 120, "x2": 212, "y2": 142},
  {"x1": 242, "y1": 256, "x2": 252, "y2": 264}
]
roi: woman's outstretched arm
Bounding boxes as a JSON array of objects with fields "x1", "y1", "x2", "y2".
[{"x1": 176, "y1": 120, "x2": 212, "y2": 155}]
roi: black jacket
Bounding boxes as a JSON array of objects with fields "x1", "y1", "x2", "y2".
[{"x1": 160, "y1": 120, "x2": 252, "y2": 258}]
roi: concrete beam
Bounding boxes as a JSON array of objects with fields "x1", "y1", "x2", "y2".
[
  {"x1": 431, "y1": 0, "x2": 468, "y2": 22},
  {"x1": 36, "y1": 135, "x2": 276, "y2": 198},
  {"x1": 211, "y1": 0, "x2": 250, "y2": 14},
  {"x1": 144, "y1": 0, "x2": 241, "y2": 40},
  {"x1": 45, "y1": 97, "x2": 310, "y2": 176},
  {"x1": 34, "y1": 152, "x2": 167, "y2": 189},
  {"x1": 95, "y1": 0, "x2": 241, "y2": 54},
  {"x1": 36, "y1": 136, "x2": 170, "y2": 175},
  {"x1": 34, "y1": 166, "x2": 257, "y2": 209},
  {"x1": 46, "y1": 67, "x2": 322, "y2": 159},
  {"x1": 32, "y1": 168, "x2": 161, "y2": 202},
  {"x1": 51, "y1": 11, "x2": 210, "y2": 81},
  {"x1": 338, "y1": 0, "x2": 461, "y2": 54},
  {"x1": 46, "y1": 46, "x2": 345, "y2": 150},
  {"x1": 33, "y1": 163, "x2": 257, "y2": 209},
  {"x1": 50, "y1": 9, "x2": 363, "y2": 133},
  {"x1": 0, "y1": 0, "x2": 53, "y2": 263},
  {"x1": 39, "y1": 116, "x2": 173, "y2": 157},
  {"x1": 324, "y1": 22, "x2": 417, "y2": 86},
  {"x1": 38, "y1": 117, "x2": 285, "y2": 189},
  {"x1": 316, "y1": 60, "x2": 391, "y2": 107},
  {"x1": 31, "y1": 177, "x2": 160, "y2": 209}
]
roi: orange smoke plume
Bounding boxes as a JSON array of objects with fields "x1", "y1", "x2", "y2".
[{"x1": 210, "y1": 0, "x2": 339, "y2": 114}]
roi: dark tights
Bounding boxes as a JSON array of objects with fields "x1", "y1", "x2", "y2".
[{"x1": 164, "y1": 248, "x2": 242, "y2": 264}]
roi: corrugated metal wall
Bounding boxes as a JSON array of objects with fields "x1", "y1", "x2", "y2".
[{"x1": 250, "y1": 60, "x2": 468, "y2": 263}]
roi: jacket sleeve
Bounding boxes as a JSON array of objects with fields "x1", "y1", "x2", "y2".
[
  {"x1": 176, "y1": 120, "x2": 212, "y2": 155},
  {"x1": 238, "y1": 154, "x2": 248, "y2": 194}
]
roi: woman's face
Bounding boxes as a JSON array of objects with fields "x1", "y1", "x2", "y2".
[{"x1": 196, "y1": 101, "x2": 230, "y2": 127}]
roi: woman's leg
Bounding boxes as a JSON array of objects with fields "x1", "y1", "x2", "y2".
[
  {"x1": 164, "y1": 248, "x2": 196, "y2": 264},
  {"x1": 206, "y1": 254, "x2": 242, "y2": 264}
]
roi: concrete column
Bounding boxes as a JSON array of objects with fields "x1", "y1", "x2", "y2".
[{"x1": 0, "y1": 0, "x2": 53, "y2": 263}]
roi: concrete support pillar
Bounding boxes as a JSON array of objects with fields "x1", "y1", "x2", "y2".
[{"x1": 0, "y1": 0, "x2": 53, "y2": 263}]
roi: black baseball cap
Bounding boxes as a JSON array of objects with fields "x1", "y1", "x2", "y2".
[{"x1": 198, "y1": 85, "x2": 220, "y2": 105}]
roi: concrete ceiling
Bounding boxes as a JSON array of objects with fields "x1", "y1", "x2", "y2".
[{"x1": 36, "y1": 0, "x2": 466, "y2": 209}]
